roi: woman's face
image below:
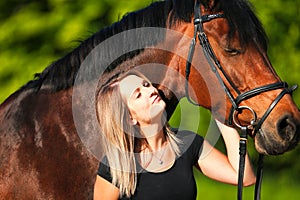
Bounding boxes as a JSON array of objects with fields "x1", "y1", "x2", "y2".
[{"x1": 119, "y1": 75, "x2": 166, "y2": 126}]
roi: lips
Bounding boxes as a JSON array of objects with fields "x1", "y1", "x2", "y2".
[{"x1": 152, "y1": 94, "x2": 161, "y2": 104}]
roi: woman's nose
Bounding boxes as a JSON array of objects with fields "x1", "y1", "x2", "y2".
[{"x1": 143, "y1": 86, "x2": 156, "y2": 96}]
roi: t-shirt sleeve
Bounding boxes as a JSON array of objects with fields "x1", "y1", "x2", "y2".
[
  {"x1": 191, "y1": 133, "x2": 204, "y2": 165},
  {"x1": 97, "y1": 156, "x2": 113, "y2": 183},
  {"x1": 176, "y1": 129, "x2": 204, "y2": 165}
]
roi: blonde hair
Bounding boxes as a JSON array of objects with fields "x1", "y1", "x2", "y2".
[{"x1": 95, "y1": 70, "x2": 180, "y2": 197}]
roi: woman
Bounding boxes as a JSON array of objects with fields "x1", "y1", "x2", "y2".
[{"x1": 94, "y1": 70, "x2": 256, "y2": 200}]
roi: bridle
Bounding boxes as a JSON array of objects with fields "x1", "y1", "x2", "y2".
[{"x1": 185, "y1": 1, "x2": 298, "y2": 200}]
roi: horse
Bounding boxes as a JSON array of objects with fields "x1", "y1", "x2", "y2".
[{"x1": 0, "y1": 0, "x2": 299, "y2": 199}]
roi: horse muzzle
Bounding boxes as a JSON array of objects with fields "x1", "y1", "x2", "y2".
[{"x1": 255, "y1": 113, "x2": 300, "y2": 155}]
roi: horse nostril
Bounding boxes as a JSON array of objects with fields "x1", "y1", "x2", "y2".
[{"x1": 277, "y1": 115, "x2": 297, "y2": 141}]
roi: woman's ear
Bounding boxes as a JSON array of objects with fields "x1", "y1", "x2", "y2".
[{"x1": 130, "y1": 118, "x2": 138, "y2": 125}]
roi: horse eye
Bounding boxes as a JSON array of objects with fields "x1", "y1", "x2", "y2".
[{"x1": 224, "y1": 48, "x2": 241, "y2": 56}]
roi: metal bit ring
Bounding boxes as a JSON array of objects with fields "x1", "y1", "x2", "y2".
[{"x1": 232, "y1": 106, "x2": 257, "y2": 129}]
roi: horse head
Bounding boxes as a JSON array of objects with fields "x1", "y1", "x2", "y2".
[{"x1": 169, "y1": 0, "x2": 300, "y2": 155}]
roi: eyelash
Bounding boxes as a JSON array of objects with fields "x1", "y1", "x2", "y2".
[{"x1": 135, "y1": 81, "x2": 150, "y2": 99}]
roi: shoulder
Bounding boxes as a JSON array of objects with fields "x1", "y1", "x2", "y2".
[
  {"x1": 172, "y1": 128, "x2": 204, "y2": 155},
  {"x1": 97, "y1": 156, "x2": 113, "y2": 183},
  {"x1": 173, "y1": 128, "x2": 204, "y2": 145}
]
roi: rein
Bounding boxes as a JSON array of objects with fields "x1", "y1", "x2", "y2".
[{"x1": 185, "y1": 1, "x2": 298, "y2": 200}]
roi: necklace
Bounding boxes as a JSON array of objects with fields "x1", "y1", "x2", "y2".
[{"x1": 152, "y1": 144, "x2": 168, "y2": 165}]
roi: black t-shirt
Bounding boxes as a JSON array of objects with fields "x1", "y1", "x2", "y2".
[{"x1": 97, "y1": 130, "x2": 204, "y2": 200}]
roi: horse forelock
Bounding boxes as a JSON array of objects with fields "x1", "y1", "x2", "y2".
[
  {"x1": 18, "y1": 0, "x2": 267, "y2": 94},
  {"x1": 218, "y1": 0, "x2": 268, "y2": 49}
]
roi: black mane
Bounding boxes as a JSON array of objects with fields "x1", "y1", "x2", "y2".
[{"x1": 22, "y1": 0, "x2": 267, "y2": 92}]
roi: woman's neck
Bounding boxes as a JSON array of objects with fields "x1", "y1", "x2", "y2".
[
  {"x1": 137, "y1": 126, "x2": 176, "y2": 172},
  {"x1": 140, "y1": 124, "x2": 166, "y2": 151}
]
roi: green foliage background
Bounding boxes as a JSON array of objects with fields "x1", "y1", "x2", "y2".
[{"x1": 0, "y1": 0, "x2": 299, "y2": 199}]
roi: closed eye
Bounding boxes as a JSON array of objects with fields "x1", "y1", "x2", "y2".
[
  {"x1": 224, "y1": 47, "x2": 241, "y2": 56},
  {"x1": 136, "y1": 92, "x2": 141, "y2": 99}
]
